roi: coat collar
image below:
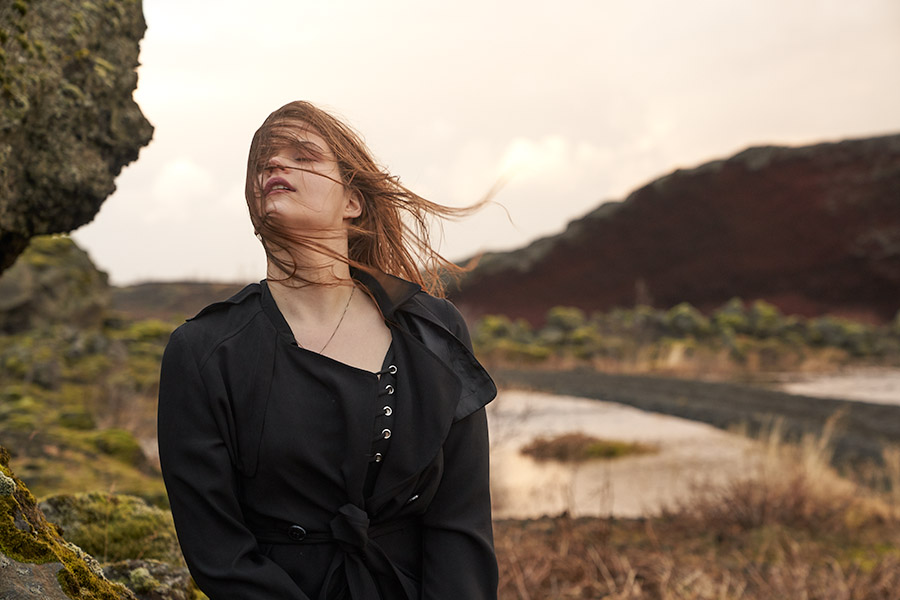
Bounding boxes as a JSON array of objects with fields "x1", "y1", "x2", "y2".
[
  {"x1": 255, "y1": 268, "x2": 422, "y2": 339},
  {"x1": 350, "y1": 268, "x2": 421, "y2": 320}
]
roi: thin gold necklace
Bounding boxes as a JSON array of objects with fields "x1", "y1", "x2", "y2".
[{"x1": 298, "y1": 285, "x2": 355, "y2": 353}]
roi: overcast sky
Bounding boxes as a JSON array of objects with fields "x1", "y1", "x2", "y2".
[{"x1": 71, "y1": 0, "x2": 900, "y2": 285}]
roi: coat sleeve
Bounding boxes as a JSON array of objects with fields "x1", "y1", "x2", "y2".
[
  {"x1": 420, "y1": 300, "x2": 499, "y2": 599},
  {"x1": 158, "y1": 327, "x2": 310, "y2": 600}
]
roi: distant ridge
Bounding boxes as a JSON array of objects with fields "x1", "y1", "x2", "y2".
[
  {"x1": 448, "y1": 133, "x2": 900, "y2": 325},
  {"x1": 111, "y1": 281, "x2": 246, "y2": 322}
]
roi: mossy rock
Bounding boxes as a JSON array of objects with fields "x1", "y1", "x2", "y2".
[
  {"x1": 39, "y1": 492, "x2": 181, "y2": 565},
  {"x1": 0, "y1": 446, "x2": 138, "y2": 599},
  {"x1": 0, "y1": 235, "x2": 111, "y2": 333},
  {"x1": 104, "y1": 559, "x2": 208, "y2": 600},
  {"x1": 0, "y1": 0, "x2": 153, "y2": 273}
]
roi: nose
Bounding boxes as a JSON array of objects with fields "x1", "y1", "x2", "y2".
[{"x1": 264, "y1": 156, "x2": 288, "y2": 173}]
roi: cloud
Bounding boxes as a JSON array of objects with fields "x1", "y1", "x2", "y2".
[{"x1": 144, "y1": 158, "x2": 216, "y2": 224}]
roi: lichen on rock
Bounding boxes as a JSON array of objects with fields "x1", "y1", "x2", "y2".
[
  {"x1": 0, "y1": 470, "x2": 15, "y2": 496},
  {"x1": 0, "y1": 0, "x2": 154, "y2": 273},
  {"x1": 0, "y1": 446, "x2": 138, "y2": 599}
]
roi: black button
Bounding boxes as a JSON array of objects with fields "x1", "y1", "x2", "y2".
[{"x1": 287, "y1": 525, "x2": 307, "y2": 541}]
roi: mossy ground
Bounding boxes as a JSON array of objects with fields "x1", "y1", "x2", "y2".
[
  {"x1": 521, "y1": 432, "x2": 657, "y2": 462},
  {"x1": 0, "y1": 316, "x2": 173, "y2": 504}
]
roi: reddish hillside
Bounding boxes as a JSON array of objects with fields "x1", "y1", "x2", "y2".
[{"x1": 449, "y1": 134, "x2": 900, "y2": 325}]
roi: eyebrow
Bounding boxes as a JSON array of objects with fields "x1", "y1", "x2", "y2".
[{"x1": 293, "y1": 140, "x2": 325, "y2": 154}]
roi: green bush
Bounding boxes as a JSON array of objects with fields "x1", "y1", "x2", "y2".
[
  {"x1": 545, "y1": 306, "x2": 586, "y2": 333},
  {"x1": 665, "y1": 302, "x2": 711, "y2": 337},
  {"x1": 713, "y1": 297, "x2": 749, "y2": 334},
  {"x1": 747, "y1": 300, "x2": 785, "y2": 338}
]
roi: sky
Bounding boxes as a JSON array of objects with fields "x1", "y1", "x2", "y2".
[{"x1": 71, "y1": 0, "x2": 900, "y2": 285}]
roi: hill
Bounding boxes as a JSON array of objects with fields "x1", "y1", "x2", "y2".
[{"x1": 449, "y1": 134, "x2": 900, "y2": 326}]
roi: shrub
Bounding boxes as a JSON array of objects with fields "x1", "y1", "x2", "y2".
[
  {"x1": 545, "y1": 307, "x2": 586, "y2": 333},
  {"x1": 665, "y1": 302, "x2": 711, "y2": 337},
  {"x1": 747, "y1": 299, "x2": 785, "y2": 338}
]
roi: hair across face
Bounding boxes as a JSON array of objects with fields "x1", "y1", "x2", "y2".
[{"x1": 246, "y1": 101, "x2": 482, "y2": 295}]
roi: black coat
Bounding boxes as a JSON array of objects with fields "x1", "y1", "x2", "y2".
[{"x1": 157, "y1": 269, "x2": 498, "y2": 599}]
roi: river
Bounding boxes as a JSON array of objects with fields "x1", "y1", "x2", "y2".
[{"x1": 488, "y1": 369, "x2": 900, "y2": 519}]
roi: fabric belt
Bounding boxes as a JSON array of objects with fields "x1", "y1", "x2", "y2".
[{"x1": 253, "y1": 504, "x2": 418, "y2": 600}]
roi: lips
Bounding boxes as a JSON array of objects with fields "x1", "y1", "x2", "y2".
[{"x1": 264, "y1": 176, "x2": 296, "y2": 196}]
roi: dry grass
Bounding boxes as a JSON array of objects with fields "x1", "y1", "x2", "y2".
[{"x1": 495, "y1": 418, "x2": 900, "y2": 599}]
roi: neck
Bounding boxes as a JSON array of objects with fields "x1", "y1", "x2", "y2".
[
  {"x1": 265, "y1": 237, "x2": 352, "y2": 286},
  {"x1": 267, "y1": 269, "x2": 356, "y2": 339}
]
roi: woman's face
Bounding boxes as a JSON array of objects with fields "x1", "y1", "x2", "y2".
[{"x1": 260, "y1": 125, "x2": 361, "y2": 235}]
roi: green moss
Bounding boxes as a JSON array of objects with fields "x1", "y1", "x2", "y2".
[
  {"x1": 58, "y1": 408, "x2": 96, "y2": 430},
  {"x1": 39, "y1": 492, "x2": 181, "y2": 565},
  {"x1": 91, "y1": 429, "x2": 143, "y2": 466},
  {"x1": 64, "y1": 353, "x2": 111, "y2": 382}
]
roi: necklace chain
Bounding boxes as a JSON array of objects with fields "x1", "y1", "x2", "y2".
[{"x1": 298, "y1": 285, "x2": 355, "y2": 353}]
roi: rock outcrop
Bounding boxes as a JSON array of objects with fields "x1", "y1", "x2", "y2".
[
  {"x1": 0, "y1": 235, "x2": 110, "y2": 333},
  {"x1": 450, "y1": 134, "x2": 900, "y2": 325},
  {"x1": 0, "y1": 446, "x2": 138, "y2": 599},
  {"x1": 0, "y1": 0, "x2": 153, "y2": 273}
]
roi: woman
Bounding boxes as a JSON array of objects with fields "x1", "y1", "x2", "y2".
[{"x1": 157, "y1": 101, "x2": 498, "y2": 599}]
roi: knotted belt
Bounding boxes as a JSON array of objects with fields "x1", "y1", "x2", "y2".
[{"x1": 254, "y1": 504, "x2": 418, "y2": 600}]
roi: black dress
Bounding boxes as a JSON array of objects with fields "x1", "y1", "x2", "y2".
[{"x1": 158, "y1": 270, "x2": 498, "y2": 599}]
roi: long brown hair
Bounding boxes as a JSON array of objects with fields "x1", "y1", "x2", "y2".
[{"x1": 246, "y1": 101, "x2": 486, "y2": 297}]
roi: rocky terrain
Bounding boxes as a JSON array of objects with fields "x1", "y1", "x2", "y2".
[
  {"x1": 0, "y1": 239, "x2": 198, "y2": 598},
  {"x1": 0, "y1": 0, "x2": 153, "y2": 272},
  {"x1": 449, "y1": 134, "x2": 900, "y2": 326}
]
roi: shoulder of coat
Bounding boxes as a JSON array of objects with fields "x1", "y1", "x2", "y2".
[
  {"x1": 405, "y1": 291, "x2": 466, "y2": 330},
  {"x1": 187, "y1": 282, "x2": 261, "y2": 321},
  {"x1": 171, "y1": 283, "x2": 267, "y2": 356}
]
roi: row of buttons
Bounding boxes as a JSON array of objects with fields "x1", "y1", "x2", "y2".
[{"x1": 371, "y1": 364, "x2": 398, "y2": 464}]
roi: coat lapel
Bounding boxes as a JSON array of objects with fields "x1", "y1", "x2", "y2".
[{"x1": 356, "y1": 270, "x2": 497, "y2": 513}]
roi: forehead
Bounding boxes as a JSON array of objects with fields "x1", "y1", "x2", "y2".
[{"x1": 266, "y1": 120, "x2": 333, "y2": 156}]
